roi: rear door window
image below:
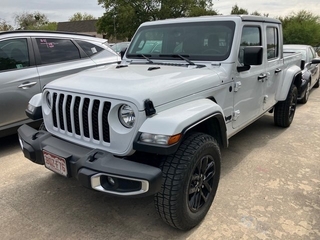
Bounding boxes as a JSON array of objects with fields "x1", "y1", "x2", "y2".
[
  {"x1": 266, "y1": 27, "x2": 279, "y2": 60},
  {"x1": 75, "y1": 40, "x2": 104, "y2": 57},
  {"x1": 36, "y1": 38, "x2": 80, "y2": 64}
]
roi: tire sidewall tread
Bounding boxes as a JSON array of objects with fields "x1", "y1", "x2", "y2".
[{"x1": 154, "y1": 132, "x2": 221, "y2": 230}]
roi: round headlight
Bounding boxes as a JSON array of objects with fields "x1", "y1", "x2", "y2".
[
  {"x1": 118, "y1": 104, "x2": 135, "y2": 128},
  {"x1": 45, "y1": 92, "x2": 52, "y2": 109}
]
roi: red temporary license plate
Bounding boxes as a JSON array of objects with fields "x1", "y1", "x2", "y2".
[{"x1": 43, "y1": 150, "x2": 68, "y2": 177}]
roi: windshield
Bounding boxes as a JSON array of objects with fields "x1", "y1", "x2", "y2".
[{"x1": 126, "y1": 21, "x2": 235, "y2": 61}]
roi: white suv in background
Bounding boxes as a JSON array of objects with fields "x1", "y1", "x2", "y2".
[{"x1": 0, "y1": 30, "x2": 120, "y2": 137}]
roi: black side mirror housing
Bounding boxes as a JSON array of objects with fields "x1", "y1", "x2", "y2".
[
  {"x1": 237, "y1": 46, "x2": 263, "y2": 72},
  {"x1": 311, "y1": 58, "x2": 320, "y2": 64},
  {"x1": 300, "y1": 60, "x2": 305, "y2": 70},
  {"x1": 120, "y1": 48, "x2": 127, "y2": 59},
  {"x1": 243, "y1": 46, "x2": 263, "y2": 66}
]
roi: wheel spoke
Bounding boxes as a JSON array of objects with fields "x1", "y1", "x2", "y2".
[
  {"x1": 195, "y1": 192, "x2": 202, "y2": 209},
  {"x1": 203, "y1": 180, "x2": 212, "y2": 192},
  {"x1": 200, "y1": 190, "x2": 208, "y2": 203},
  {"x1": 191, "y1": 174, "x2": 200, "y2": 182},
  {"x1": 201, "y1": 156, "x2": 208, "y2": 174},
  {"x1": 190, "y1": 192, "x2": 201, "y2": 210},
  {"x1": 189, "y1": 186, "x2": 197, "y2": 195},
  {"x1": 204, "y1": 161, "x2": 215, "y2": 175}
]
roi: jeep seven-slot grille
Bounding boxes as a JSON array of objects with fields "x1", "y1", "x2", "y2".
[{"x1": 51, "y1": 93, "x2": 111, "y2": 143}]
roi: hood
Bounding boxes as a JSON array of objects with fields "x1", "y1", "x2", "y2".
[{"x1": 46, "y1": 64, "x2": 224, "y2": 110}]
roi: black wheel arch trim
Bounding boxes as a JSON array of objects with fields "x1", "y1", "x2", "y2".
[{"x1": 133, "y1": 111, "x2": 228, "y2": 155}]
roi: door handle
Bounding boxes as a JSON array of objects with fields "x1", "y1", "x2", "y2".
[
  {"x1": 275, "y1": 68, "x2": 282, "y2": 74},
  {"x1": 258, "y1": 74, "x2": 267, "y2": 82},
  {"x1": 18, "y1": 82, "x2": 37, "y2": 89}
]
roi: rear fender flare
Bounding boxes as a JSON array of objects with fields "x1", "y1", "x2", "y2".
[{"x1": 276, "y1": 65, "x2": 301, "y2": 101}]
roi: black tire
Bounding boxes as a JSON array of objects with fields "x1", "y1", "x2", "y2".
[
  {"x1": 314, "y1": 78, "x2": 320, "y2": 88},
  {"x1": 39, "y1": 122, "x2": 47, "y2": 131},
  {"x1": 274, "y1": 84, "x2": 298, "y2": 128},
  {"x1": 299, "y1": 81, "x2": 310, "y2": 104},
  {"x1": 154, "y1": 132, "x2": 221, "y2": 230}
]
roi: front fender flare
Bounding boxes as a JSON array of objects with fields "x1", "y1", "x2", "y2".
[{"x1": 134, "y1": 99, "x2": 227, "y2": 155}]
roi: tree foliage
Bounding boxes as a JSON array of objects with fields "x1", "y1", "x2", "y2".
[
  {"x1": 69, "y1": 12, "x2": 96, "y2": 21},
  {"x1": 14, "y1": 11, "x2": 49, "y2": 30},
  {"x1": 97, "y1": 0, "x2": 217, "y2": 40},
  {"x1": 230, "y1": 4, "x2": 248, "y2": 15},
  {"x1": 28, "y1": 22, "x2": 58, "y2": 31},
  {"x1": 251, "y1": 11, "x2": 269, "y2": 17},
  {"x1": 0, "y1": 19, "x2": 14, "y2": 31},
  {"x1": 279, "y1": 11, "x2": 320, "y2": 46}
]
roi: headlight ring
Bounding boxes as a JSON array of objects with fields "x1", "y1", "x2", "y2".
[{"x1": 118, "y1": 104, "x2": 135, "y2": 128}]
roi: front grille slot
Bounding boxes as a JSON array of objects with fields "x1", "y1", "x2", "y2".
[
  {"x1": 58, "y1": 94, "x2": 65, "y2": 130},
  {"x1": 51, "y1": 92, "x2": 111, "y2": 143},
  {"x1": 66, "y1": 95, "x2": 72, "y2": 132},
  {"x1": 83, "y1": 98, "x2": 90, "y2": 138},
  {"x1": 92, "y1": 100, "x2": 100, "y2": 140},
  {"x1": 74, "y1": 96, "x2": 81, "y2": 135}
]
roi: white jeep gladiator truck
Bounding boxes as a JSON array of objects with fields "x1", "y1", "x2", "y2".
[{"x1": 18, "y1": 15, "x2": 303, "y2": 230}]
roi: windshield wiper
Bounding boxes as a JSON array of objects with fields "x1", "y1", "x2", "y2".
[
  {"x1": 127, "y1": 54, "x2": 154, "y2": 63},
  {"x1": 159, "y1": 54, "x2": 195, "y2": 65},
  {"x1": 140, "y1": 54, "x2": 154, "y2": 64}
]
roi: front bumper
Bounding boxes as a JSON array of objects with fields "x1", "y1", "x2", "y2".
[{"x1": 18, "y1": 124, "x2": 162, "y2": 197}]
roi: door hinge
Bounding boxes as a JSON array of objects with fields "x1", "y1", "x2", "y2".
[
  {"x1": 263, "y1": 95, "x2": 268, "y2": 103},
  {"x1": 234, "y1": 81, "x2": 242, "y2": 92},
  {"x1": 233, "y1": 110, "x2": 240, "y2": 121}
]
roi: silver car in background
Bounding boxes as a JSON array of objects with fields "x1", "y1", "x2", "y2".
[
  {"x1": 284, "y1": 44, "x2": 320, "y2": 103},
  {"x1": 0, "y1": 31, "x2": 120, "y2": 137}
]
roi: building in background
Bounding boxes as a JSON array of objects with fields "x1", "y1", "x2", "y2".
[{"x1": 57, "y1": 20, "x2": 103, "y2": 38}]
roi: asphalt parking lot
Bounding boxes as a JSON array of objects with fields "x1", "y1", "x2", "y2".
[{"x1": 1, "y1": 89, "x2": 319, "y2": 240}]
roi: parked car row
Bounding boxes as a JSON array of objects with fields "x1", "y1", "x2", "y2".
[
  {"x1": 0, "y1": 30, "x2": 120, "y2": 137},
  {"x1": 284, "y1": 44, "x2": 320, "y2": 103}
]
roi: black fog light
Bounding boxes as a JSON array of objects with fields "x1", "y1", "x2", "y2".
[
  {"x1": 107, "y1": 176, "x2": 116, "y2": 186},
  {"x1": 101, "y1": 175, "x2": 119, "y2": 190}
]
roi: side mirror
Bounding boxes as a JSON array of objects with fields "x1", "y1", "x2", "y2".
[
  {"x1": 300, "y1": 60, "x2": 305, "y2": 70},
  {"x1": 237, "y1": 46, "x2": 263, "y2": 72},
  {"x1": 120, "y1": 48, "x2": 127, "y2": 59},
  {"x1": 243, "y1": 46, "x2": 263, "y2": 66},
  {"x1": 311, "y1": 58, "x2": 320, "y2": 64}
]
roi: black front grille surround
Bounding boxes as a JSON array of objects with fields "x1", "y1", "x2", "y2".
[{"x1": 51, "y1": 92, "x2": 111, "y2": 143}]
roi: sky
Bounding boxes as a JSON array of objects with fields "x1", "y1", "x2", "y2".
[{"x1": 1, "y1": 0, "x2": 320, "y2": 27}]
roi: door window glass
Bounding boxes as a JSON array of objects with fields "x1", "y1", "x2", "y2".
[
  {"x1": 0, "y1": 38, "x2": 29, "y2": 71},
  {"x1": 36, "y1": 38, "x2": 80, "y2": 64},
  {"x1": 266, "y1": 27, "x2": 279, "y2": 60},
  {"x1": 238, "y1": 26, "x2": 261, "y2": 64}
]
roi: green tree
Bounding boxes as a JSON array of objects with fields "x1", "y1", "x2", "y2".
[
  {"x1": 230, "y1": 4, "x2": 248, "y2": 15},
  {"x1": 14, "y1": 11, "x2": 49, "y2": 30},
  {"x1": 28, "y1": 22, "x2": 58, "y2": 31},
  {"x1": 97, "y1": 0, "x2": 217, "y2": 40},
  {"x1": 279, "y1": 10, "x2": 320, "y2": 46},
  {"x1": 251, "y1": 11, "x2": 269, "y2": 17},
  {"x1": 0, "y1": 19, "x2": 14, "y2": 31},
  {"x1": 69, "y1": 12, "x2": 96, "y2": 21}
]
